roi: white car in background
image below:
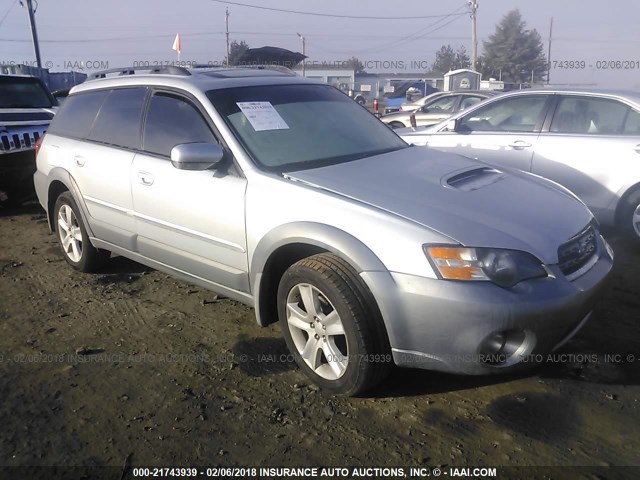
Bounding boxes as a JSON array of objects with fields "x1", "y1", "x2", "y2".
[{"x1": 398, "y1": 88, "x2": 640, "y2": 243}]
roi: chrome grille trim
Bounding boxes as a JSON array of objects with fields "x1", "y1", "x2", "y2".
[
  {"x1": 558, "y1": 224, "x2": 599, "y2": 278},
  {"x1": 0, "y1": 126, "x2": 47, "y2": 153}
]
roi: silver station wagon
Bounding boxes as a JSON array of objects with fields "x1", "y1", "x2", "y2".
[
  {"x1": 34, "y1": 67, "x2": 613, "y2": 395},
  {"x1": 398, "y1": 88, "x2": 640, "y2": 243}
]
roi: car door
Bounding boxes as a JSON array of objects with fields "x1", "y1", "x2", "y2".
[
  {"x1": 415, "y1": 94, "x2": 459, "y2": 126},
  {"x1": 59, "y1": 88, "x2": 146, "y2": 249},
  {"x1": 532, "y1": 94, "x2": 640, "y2": 219},
  {"x1": 131, "y1": 90, "x2": 249, "y2": 292},
  {"x1": 427, "y1": 93, "x2": 553, "y2": 172}
]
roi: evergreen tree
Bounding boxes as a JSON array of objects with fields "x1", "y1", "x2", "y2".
[
  {"x1": 480, "y1": 10, "x2": 547, "y2": 83},
  {"x1": 432, "y1": 45, "x2": 471, "y2": 74},
  {"x1": 226, "y1": 40, "x2": 249, "y2": 66}
]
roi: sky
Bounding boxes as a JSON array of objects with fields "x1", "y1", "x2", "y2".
[{"x1": 0, "y1": 0, "x2": 639, "y2": 88}]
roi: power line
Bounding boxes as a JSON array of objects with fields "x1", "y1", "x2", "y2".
[
  {"x1": 209, "y1": 0, "x2": 469, "y2": 20},
  {"x1": 0, "y1": 0, "x2": 19, "y2": 28},
  {"x1": 326, "y1": 5, "x2": 467, "y2": 55}
]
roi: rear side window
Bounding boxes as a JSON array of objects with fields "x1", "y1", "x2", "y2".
[
  {"x1": 143, "y1": 93, "x2": 216, "y2": 157},
  {"x1": 88, "y1": 88, "x2": 147, "y2": 149},
  {"x1": 623, "y1": 109, "x2": 640, "y2": 135},
  {"x1": 550, "y1": 96, "x2": 630, "y2": 135},
  {"x1": 47, "y1": 90, "x2": 108, "y2": 139},
  {"x1": 459, "y1": 95, "x2": 484, "y2": 111}
]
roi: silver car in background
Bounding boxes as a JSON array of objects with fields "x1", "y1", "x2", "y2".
[
  {"x1": 398, "y1": 88, "x2": 640, "y2": 242},
  {"x1": 34, "y1": 68, "x2": 613, "y2": 395},
  {"x1": 382, "y1": 90, "x2": 498, "y2": 129}
]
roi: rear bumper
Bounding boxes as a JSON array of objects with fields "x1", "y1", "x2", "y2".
[{"x1": 363, "y1": 234, "x2": 614, "y2": 375}]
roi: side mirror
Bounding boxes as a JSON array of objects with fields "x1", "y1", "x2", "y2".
[
  {"x1": 410, "y1": 113, "x2": 417, "y2": 129},
  {"x1": 170, "y1": 143, "x2": 224, "y2": 171},
  {"x1": 445, "y1": 119, "x2": 458, "y2": 132}
]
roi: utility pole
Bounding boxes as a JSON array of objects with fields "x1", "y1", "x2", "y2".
[
  {"x1": 297, "y1": 33, "x2": 306, "y2": 77},
  {"x1": 24, "y1": 0, "x2": 42, "y2": 68},
  {"x1": 468, "y1": 0, "x2": 478, "y2": 71},
  {"x1": 225, "y1": 8, "x2": 230, "y2": 65},
  {"x1": 547, "y1": 16, "x2": 553, "y2": 84}
]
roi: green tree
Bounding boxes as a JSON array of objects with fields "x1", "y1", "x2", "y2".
[
  {"x1": 480, "y1": 9, "x2": 547, "y2": 83},
  {"x1": 432, "y1": 45, "x2": 471, "y2": 74},
  {"x1": 226, "y1": 40, "x2": 249, "y2": 66},
  {"x1": 344, "y1": 56, "x2": 365, "y2": 73}
]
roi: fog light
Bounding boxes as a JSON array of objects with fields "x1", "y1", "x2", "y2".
[{"x1": 480, "y1": 329, "x2": 531, "y2": 366}]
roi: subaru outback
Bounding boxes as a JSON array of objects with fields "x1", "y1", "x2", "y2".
[{"x1": 34, "y1": 66, "x2": 613, "y2": 395}]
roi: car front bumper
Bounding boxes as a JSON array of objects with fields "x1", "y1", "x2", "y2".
[{"x1": 362, "y1": 235, "x2": 614, "y2": 375}]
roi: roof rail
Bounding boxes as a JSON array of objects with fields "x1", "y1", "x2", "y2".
[{"x1": 88, "y1": 66, "x2": 191, "y2": 80}]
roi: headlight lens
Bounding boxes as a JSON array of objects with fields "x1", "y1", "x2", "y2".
[{"x1": 424, "y1": 246, "x2": 547, "y2": 287}]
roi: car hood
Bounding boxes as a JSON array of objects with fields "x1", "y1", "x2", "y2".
[{"x1": 285, "y1": 147, "x2": 593, "y2": 264}]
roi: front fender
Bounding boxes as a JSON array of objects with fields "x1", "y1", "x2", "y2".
[{"x1": 250, "y1": 222, "x2": 391, "y2": 326}]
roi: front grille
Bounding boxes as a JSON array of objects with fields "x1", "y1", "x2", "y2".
[
  {"x1": 558, "y1": 224, "x2": 598, "y2": 276},
  {"x1": 0, "y1": 126, "x2": 47, "y2": 153}
]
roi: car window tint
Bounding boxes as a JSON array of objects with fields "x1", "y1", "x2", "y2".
[
  {"x1": 88, "y1": 88, "x2": 147, "y2": 149},
  {"x1": 423, "y1": 95, "x2": 457, "y2": 113},
  {"x1": 143, "y1": 93, "x2": 217, "y2": 157},
  {"x1": 46, "y1": 90, "x2": 109, "y2": 139},
  {"x1": 459, "y1": 96, "x2": 484, "y2": 111},
  {"x1": 623, "y1": 109, "x2": 640, "y2": 135},
  {"x1": 550, "y1": 96, "x2": 629, "y2": 135},
  {"x1": 460, "y1": 95, "x2": 548, "y2": 133}
]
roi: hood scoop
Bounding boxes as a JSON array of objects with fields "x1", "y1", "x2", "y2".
[{"x1": 444, "y1": 167, "x2": 505, "y2": 192}]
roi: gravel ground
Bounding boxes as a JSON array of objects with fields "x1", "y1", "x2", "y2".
[{"x1": 0, "y1": 203, "x2": 638, "y2": 479}]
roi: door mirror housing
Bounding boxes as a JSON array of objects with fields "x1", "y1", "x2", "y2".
[
  {"x1": 445, "y1": 118, "x2": 458, "y2": 132},
  {"x1": 170, "y1": 143, "x2": 224, "y2": 171}
]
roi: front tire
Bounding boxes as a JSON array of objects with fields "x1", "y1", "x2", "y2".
[
  {"x1": 388, "y1": 121, "x2": 405, "y2": 129},
  {"x1": 277, "y1": 253, "x2": 391, "y2": 395},
  {"x1": 54, "y1": 192, "x2": 110, "y2": 272},
  {"x1": 620, "y1": 188, "x2": 640, "y2": 244}
]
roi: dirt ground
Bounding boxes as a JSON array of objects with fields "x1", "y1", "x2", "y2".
[{"x1": 0, "y1": 203, "x2": 639, "y2": 479}]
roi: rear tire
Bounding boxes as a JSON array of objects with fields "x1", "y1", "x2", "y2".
[
  {"x1": 54, "y1": 192, "x2": 110, "y2": 272},
  {"x1": 277, "y1": 253, "x2": 391, "y2": 396}
]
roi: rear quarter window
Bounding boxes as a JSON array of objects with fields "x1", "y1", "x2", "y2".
[{"x1": 47, "y1": 90, "x2": 108, "y2": 139}]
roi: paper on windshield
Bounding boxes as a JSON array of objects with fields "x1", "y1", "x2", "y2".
[{"x1": 236, "y1": 102, "x2": 289, "y2": 131}]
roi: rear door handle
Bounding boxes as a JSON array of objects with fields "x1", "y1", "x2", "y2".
[
  {"x1": 634, "y1": 144, "x2": 640, "y2": 153},
  {"x1": 508, "y1": 140, "x2": 532, "y2": 149},
  {"x1": 137, "y1": 171, "x2": 154, "y2": 186},
  {"x1": 74, "y1": 155, "x2": 86, "y2": 167}
]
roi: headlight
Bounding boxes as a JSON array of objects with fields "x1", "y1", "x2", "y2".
[{"x1": 424, "y1": 246, "x2": 547, "y2": 288}]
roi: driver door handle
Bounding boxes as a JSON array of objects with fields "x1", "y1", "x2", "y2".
[
  {"x1": 508, "y1": 140, "x2": 532, "y2": 149},
  {"x1": 634, "y1": 144, "x2": 640, "y2": 154},
  {"x1": 137, "y1": 171, "x2": 154, "y2": 186}
]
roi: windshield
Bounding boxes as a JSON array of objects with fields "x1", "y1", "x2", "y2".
[
  {"x1": 0, "y1": 76, "x2": 56, "y2": 108},
  {"x1": 207, "y1": 84, "x2": 407, "y2": 171}
]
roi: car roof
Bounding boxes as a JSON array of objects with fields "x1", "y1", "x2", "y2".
[
  {"x1": 500, "y1": 86, "x2": 640, "y2": 106},
  {"x1": 69, "y1": 66, "x2": 322, "y2": 96}
]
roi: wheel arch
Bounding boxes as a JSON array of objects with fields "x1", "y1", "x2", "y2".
[
  {"x1": 614, "y1": 182, "x2": 640, "y2": 225},
  {"x1": 45, "y1": 168, "x2": 94, "y2": 238},
  {"x1": 250, "y1": 222, "x2": 388, "y2": 327}
]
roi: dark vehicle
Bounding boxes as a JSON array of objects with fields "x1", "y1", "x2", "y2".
[{"x1": 0, "y1": 74, "x2": 57, "y2": 205}]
